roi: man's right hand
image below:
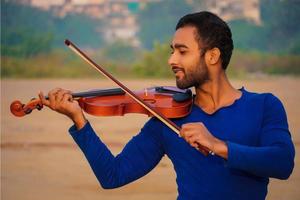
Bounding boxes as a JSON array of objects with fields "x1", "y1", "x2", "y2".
[{"x1": 38, "y1": 88, "x2": 87, "y2": 130}]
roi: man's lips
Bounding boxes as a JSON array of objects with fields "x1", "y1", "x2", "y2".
[{"x1": 172, "y1": 66, "x2": 184, "y2": 74}]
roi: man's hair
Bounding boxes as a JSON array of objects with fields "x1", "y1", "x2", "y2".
[{"x1": 176, "y1": 11, "x2": 234, "y2": 70}]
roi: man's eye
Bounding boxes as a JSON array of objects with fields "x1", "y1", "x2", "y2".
[{"x1": 179, "y1": 51, "x2": 186, "y2": 55}]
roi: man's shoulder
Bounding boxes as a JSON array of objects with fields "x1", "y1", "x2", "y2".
[{"x1": 242, "y1": 87, "x2": 285, "y2": 111}]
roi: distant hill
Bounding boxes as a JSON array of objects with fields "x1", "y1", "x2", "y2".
[
  {"x1": 137, "y1": 0, "x2": 300, "y2": 54},
  {"x1": 1, "y1": 0, "x2": 104, "y2": 57},
  {"x1": 1, "y1": 0, "x2": 300, "y2": 56}
]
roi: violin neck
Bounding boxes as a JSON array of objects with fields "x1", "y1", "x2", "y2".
[{"x1": 44, "y1": 88, "x2": 125, "y2": 100}]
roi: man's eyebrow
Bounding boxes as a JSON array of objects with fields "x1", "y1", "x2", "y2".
[{"x1": 170, "y1": 43, "x2": 189, "y2": 49}]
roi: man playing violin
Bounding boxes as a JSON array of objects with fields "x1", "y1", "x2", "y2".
[{"x1": 39, "y1": 11, "x2": 295, "y2": 200}]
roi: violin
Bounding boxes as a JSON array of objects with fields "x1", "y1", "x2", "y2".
[
  {"x1": 10, "y1": 39, "x2": 210, "y2": 155},
  {"x1": 10, "y1": 86, "x2": 193, "y2": 118}
]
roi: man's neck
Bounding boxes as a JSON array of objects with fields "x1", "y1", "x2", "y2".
[{"x1": 194, "y1": 71, "x2": 241, "y2": 114}]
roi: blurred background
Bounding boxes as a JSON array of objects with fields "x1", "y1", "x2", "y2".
[
  {"x1": 1, "y1": 0, "x2": 300, "y2": 78},
  {"x1": 1, "y1": 0, "x2": 300, "y2": 200}
]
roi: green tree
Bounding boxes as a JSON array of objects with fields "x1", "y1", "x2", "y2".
[
  {"x1": 133, "y1": 42, "x2": 173, "y2": 77},
  {"x1": 101, "y1": 40, "x2": 141, "y2": 64},
  {"x1": 1, "y1": 29, "x2": 53, "y2": 57},
  {"x1": 260, "y1": 0, "x2": 300, "y2": 53},
  {"x1": 53, "y1": 13, "x2": 104, "y2": 48},
  {"x1": 229, "y1": 20, "x2": 268, "y2": 51},
  {"x1": 1, "y1": 0, "x2": 55, "y2": 56},
  {"x1": 137, "y1": 0, "x2": 193, "y2": 49},
  {"x1": 1, "y1": 0, "x2": 104, "y2": 57}
]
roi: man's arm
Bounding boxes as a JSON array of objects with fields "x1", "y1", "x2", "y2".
[
  {"x1": 38, "y1": 88, "x2": 165, "y2": 188},
  {"x1": 69, "y1": 118, "x2": 165, "y2": 189},
  {"x1": 180, "y1": 94, "x2": 295, "y2": 179},
  {"x1": 226, "y1": 94, "x2": 295, "y2": 179}
]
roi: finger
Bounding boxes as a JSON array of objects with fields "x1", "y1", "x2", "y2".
[
  {"x1": 181, "y1": 123, "x2": 190, "y2": 130},
  {"x1": 38, "y1": 91, "x2": 50, "y2": 107},
  {"x1": 179, "y1": 129, "x2": 187, "y2": 139},
  {"x1": 186, "y1": 134, "x2": 200, "y2": 145},
  {"x1": 181, "y1": 124, "x2": 194, "y2": 134},
  {"x1": 183, "y1": 122, "x2": 204, "y2": 129},
  {"x1": 64, "y1": 90, "x2": 73, "y2": 99},
  {"x1": 180, "y1": 129, "x2": 195, "y2": 140},
  {"x1": 180, "y1": 129, "x2": 209, "y2": 155},
  {"x1": 48, "y1": 88, "x2": 61, "y2": 109},
  {"x1": 180, "y1": 124, "x2": 190, "y2": 137},
  {"x1": 198, "y1": 147, "x2": 209, "y2": 156},
  {"x1": 180, "y1": 130, "x2": 190, "y2": 140},
  {"x1": 189, "y1": 141, "x2": 208, "y2": 154},
  {"x1": 190, "y1": 141, "x2": 199, "y2": 148},
  {"x1": 62, "y1": 93, "x2": 73, "y2": 103},
  {"x1": 56, "y1": 89, "x2": 67, "y2": 102}
]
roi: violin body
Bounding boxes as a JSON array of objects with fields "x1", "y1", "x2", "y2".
[{"x1": 78, "y1": 87, "x2": 193, "y2": 118}]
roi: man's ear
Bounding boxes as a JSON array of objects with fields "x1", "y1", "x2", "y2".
[{"x1": 205, "y1": 47, "x2": 221, "y2": 65}]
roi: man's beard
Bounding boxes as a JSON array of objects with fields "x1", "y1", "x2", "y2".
[{"x1": 176, "y1": 60, "x2": 209, "y2": 89}]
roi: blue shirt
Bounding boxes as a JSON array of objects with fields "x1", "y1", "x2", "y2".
[{"x1": 69, "y1": 88, "x2": 295, "y2": 200}]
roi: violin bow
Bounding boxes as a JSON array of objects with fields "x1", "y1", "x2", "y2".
[{"x1": 64, "y1": 39, "x2": 209, "y2": 156}]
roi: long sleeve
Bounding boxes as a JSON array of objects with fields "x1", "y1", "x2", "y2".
[
  {"x1": 69, "y1": 118, "x2": 165, "y2": 189},
  {"x1": 226, "y1": 94, "x2": 295, "y2": 179}
]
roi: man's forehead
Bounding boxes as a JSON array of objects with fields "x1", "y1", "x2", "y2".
[{"x1": 171, "y1": 26, "x2": 199, "y2": 47}]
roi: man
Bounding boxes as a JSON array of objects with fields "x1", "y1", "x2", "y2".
[{"x1": 39, "y1": 11, "x2": 295, "y2": 199}]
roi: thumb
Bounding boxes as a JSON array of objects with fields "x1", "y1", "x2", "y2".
[{"x1": 38, "y1": 91, "x2": 50, "y2": 107}]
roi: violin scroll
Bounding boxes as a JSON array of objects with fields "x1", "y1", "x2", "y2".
[{"x1": 10, "y1": 98, "x2": 43, "y2": 117}]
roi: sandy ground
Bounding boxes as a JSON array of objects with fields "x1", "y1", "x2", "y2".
[{"x1": 1, "y1": 77, "x2": 299, "y2": 200}]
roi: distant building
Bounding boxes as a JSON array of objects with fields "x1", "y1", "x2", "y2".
[
  {"x1": 16, "y1": 0, "x2": 159, "y2": 46},
  {"x1": 10, "y1": 0, "x2": 261, "y2": 46},
  {"x1": 204, "y1": 0, "x2": 261, "y2": 25},
  {"x1": 7, "y1": 0, "x2": 32, "y2": 4}
]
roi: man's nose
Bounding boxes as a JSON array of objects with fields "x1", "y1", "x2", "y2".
[{"x1": 168, "y1": 52, "x2": 178, "y2": 66}]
